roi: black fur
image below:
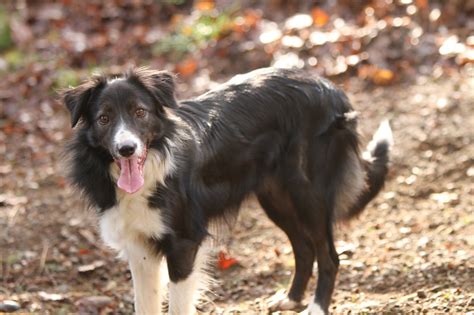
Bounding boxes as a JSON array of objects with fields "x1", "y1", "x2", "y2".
[
  {"x1": 63, "y1": 67, "x2": 391, "y2": 313},
  {"x1": 346, "y1": 141, "x2": 391, "y2": 219}
]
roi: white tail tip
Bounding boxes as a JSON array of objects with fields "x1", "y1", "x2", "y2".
[
  {"x1": 364, "y1": 120, "x2": 393, "y2": 160},
  {"x1": 374, "y1": 120, "x2": 393, "y2": 146}
]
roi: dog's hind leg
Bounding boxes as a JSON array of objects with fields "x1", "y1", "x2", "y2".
[
  {"x1": 257, "y1": 180, "x2": 315, "y2": 312},
  {"x1": 307, "y1": 226, "x2": 339, "y2": 315},
  {"x1": 288, "y1": 177, "x2": 339, "y2": 315},
  {"x1": 283, "y1": 176, "x2": 339, "y2": 315}
]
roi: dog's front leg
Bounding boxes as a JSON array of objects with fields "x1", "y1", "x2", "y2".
[
  {"x1": 128, "y1": 244, "x2": 163, "y2": 314},
  {"x1": 166, "y1": 238, "x2": 207, "y2": 315}
]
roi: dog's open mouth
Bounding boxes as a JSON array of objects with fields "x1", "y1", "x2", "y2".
[{"x1": 115, "y1": 147, "x2": 147, "y2": 194}]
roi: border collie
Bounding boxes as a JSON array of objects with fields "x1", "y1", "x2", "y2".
[{"x1": 63, "y1": 67, "x2": 392, "y2": 314}]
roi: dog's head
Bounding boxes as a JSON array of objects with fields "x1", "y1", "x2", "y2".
[{"x1": 63, "y1": 68, "x2": 177, "y2": 194}]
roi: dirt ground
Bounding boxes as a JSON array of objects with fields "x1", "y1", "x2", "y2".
[{"x1": 1, "y1": 68, "x2": 473, "y2": 314}]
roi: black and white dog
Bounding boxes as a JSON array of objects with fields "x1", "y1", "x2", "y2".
[{"x1": 63, "y1": 67, "x2": 392, "y2": 314}]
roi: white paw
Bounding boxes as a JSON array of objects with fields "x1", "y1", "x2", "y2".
[
  {"x1": 267, "y1": 290, "x2": 304, "y2": 312},
  {"x1": 300, "y1": 301, "x2": 325, "y2": 315}
]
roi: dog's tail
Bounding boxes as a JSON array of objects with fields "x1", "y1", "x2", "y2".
[{"x1": 341, "y1": 120, "x2": 393, "y2": 220}]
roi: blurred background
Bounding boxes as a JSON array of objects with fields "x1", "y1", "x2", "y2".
[{"x1": 0, "y1": 0, "x2": 473, "y2": 313}]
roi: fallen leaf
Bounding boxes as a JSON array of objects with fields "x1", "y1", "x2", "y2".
[
  {"x1": 274, "y1": 248, "x2": 281, "y2": 257},
  {"x1": 76, "y1": 296, "x2": 114, "y2": 314},
  {"x1": 38, "y1": 291, "x2": 65, "y2": 302},
  {"x1": 10, "y1": 16, "x2": 33, "y2": 46},
  {"x1": 175, "y1": 58, "x2": 198, "y2": 77},
  {"x1": 0, "y1": 300, "x2": 21, "y2": 312},
  {"x1": 430, "y1": 192, "x2": 458, "y2": 204},
  {"x1": 244, "y1": 10, "x2": 260, "y2": 29},
  {"x1": 217, "y1": 251, "x2": 238, "y2": 270},
  {"x1": 285, "y1": 14, "x2": 313, "y2": 30},
  {"x1": 456, "y1": 48, "x2": 474, "y2": 65},
  {"x1": 79, "y1": 228, "x2": 96, "y2": 244},
  {"x1": 372, "y1": 68, "x2": 395, "y2": 85},
  {"x1": 195, "y1": 0, "x2": 215, "y2": 11},
  {"x1": 259, "y1": 21, "x2": 282, "y2": 44},
  {"x1": 281, "y1": 35, "x2": 304, "y2": 48},
  {"x1": 416, "y1": 0, "x2": 429, "y2": 9},
  {"x1": 78, "y1": 260, "x2": 105, "y2": 273},
  {"x1": 233, "y1": 10, "x2": 261, "y2": 34},
  {"x1": 311, "y1": 8, "x2": 329, "y2": 27},
  {"x1": 78, "y1": 248, "x2": 91, "y2": 256}
]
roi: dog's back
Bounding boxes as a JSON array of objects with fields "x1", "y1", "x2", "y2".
[{"x1": 176, "y1": 68, "x2": 390, "y2": 223}]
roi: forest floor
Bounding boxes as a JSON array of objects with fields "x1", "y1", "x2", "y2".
[{"x1": 1, "y1": 1, "x2": 473, "y2": 314}]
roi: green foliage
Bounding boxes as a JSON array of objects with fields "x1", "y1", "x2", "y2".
[
  {"x1": 3, "y1": 49, "x2": 24, "y2": 68},
  {"x1": 153, "y1": 33, "x2": 196, "y2": 57},
  {"x1": 0, "y1": 5, "x2": 12, "y2": 51},
  {"x1": 53, "y1": 69, "x2": 81, "y2": 89},
  {"x1": 193, "y1": 12, "x2": 232, "y2": 42},
  {"x1": 164, "y1": 0, "x2": 187, "y2": 5},
  {"x1": 153, "y1": 10, "x2": 233, "y2": 59},
  {"x1": 6, "y1": 253, "x2": 20, "y2": 265}
]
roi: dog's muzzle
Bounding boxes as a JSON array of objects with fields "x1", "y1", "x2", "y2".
[{"x1": 117, "y1": 140, "x2": 137, "y2": 158}]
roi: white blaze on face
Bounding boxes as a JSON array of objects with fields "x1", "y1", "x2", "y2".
[
  {"x1": 113, "y1": 123, "x2": 144, "y2": 157},
  {"x1": 113, "y1": 123, "x2": 147, "y2": 194}
]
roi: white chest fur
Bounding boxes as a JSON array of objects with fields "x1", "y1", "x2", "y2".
[
  {"x1": 99, "y1": 196, "x2": 167, "y2": 259},
  {"x1": 99, "y1": 149, "x2": 174, "y2": 259}
]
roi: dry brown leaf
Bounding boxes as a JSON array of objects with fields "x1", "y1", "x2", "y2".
[
  {"x1": 416, "y1": 0, "x2": 429, "y2": 10},
  {"x1": 76, "y1": 296, "x2": 114, "y2": 314},
  {"x1": 78, "y1": 260, "x2": 105, "y2": 274},
  {"x1": 175, "y1": 58, "x2": 198, "y2": 77},
  {"x1": 234, "y1": 10, "x2": 261, "y2": 34},
  {"x1": 311, "y1": 8, "x2": 329, "y2": 27},
  {"x1": 195, "y1": 0, "x2": 215, "y2": 11},
  {"x1": 217, "y1": 251, "x2": 239, "y2": 270},
  {"x1": 38, "y1": 291, "x2": 65, "y2": 301},
  {"x1": 372, "y1": 68, "x2": 395, "y2": 85},
  {"x1": 244, "y1": 10, "x2": 261, "y2": 29}
]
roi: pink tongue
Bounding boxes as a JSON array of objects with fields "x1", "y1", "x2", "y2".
[{"x1": 117, "y1": 157, "x2": 144, "y2": 194}]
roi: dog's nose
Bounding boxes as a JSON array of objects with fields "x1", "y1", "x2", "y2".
[{"x1": 118, "y1": 142, "x2": 137, "y2": 157}]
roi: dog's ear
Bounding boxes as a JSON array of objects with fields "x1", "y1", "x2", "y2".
[
  {"x1": 63, "y1": 76, "x2": 106, "y2": 127},
  {"x1": 126, "y1": 68, "x2": 178, "y2": 109}
]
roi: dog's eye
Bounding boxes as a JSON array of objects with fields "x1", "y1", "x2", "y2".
[
  {"x1": 98, "y1": 115, "x2": 109, "y2": 125},
  {"x1": 136, "y1": 108, "x2": 146, "y2": 118}
]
